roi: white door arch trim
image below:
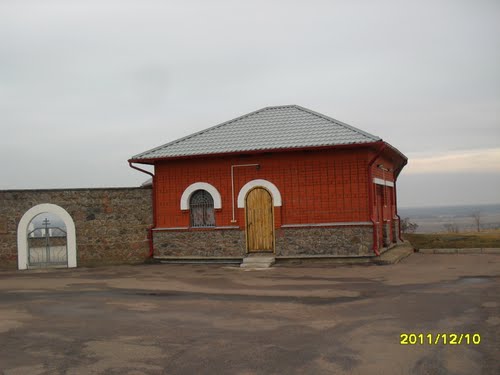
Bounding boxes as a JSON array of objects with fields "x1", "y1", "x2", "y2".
[
  {"x1": 237, "y1": 179, "x2": 282, "y2": 208},
  {"x1": 17, "y1": 203, "x2": 77, "y2": 270}
]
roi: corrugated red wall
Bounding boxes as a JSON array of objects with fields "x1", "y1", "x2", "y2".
[{"x1": 153, "y1": 147, "x2": 398, "y2": 230}]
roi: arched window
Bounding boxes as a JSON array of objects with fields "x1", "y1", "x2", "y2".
[{"x1": 190, "y1": 190, "x2": 215, "y2": 227}]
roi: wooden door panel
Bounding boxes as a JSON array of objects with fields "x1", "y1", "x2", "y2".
[{"x1": 246, "y1": 188, "x2": 273, "y2": 252}]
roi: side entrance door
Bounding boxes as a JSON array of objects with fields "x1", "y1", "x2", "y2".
[{"x1": 245, "y1": 187, "x2": 274, "y2": 253}]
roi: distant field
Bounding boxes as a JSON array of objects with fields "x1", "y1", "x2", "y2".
[
  {"x1": 405, "y1": 230, "x2": 500, "y2": 249},
  {"x1": 399, "y1": 204, "x2": 500, "y2": 233}
]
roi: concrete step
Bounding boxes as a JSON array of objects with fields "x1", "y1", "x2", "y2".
[
  {"x1": 240, "y1": 256, "x2": 275, "y2": 269},
  {"x1": 373, "y1": 241, "x2": 414, "y2": 265}
]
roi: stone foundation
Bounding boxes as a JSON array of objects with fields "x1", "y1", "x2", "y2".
[
  {"x1": 153, "y1": 225, "x2": 374, "y2": 258},
  {"x1": 153, "y1": 229, "x2": 246, "y2": 257},
  {"x1": 392, "y1": 219, "x2": 400, "y2": 242},
  {"x1": 276, "y1": 226, "x2": 374, "y2": 257},
  {"x1": 382, "y1": 222, "x2": 391, "y2": 247}
]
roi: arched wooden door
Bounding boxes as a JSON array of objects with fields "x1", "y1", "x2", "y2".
[{"x1": 245, "y1": 187, "x2": 274, "y2": 253}]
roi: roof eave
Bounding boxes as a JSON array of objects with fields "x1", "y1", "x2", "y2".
[
  {"x1": 128, "y1": 141, "x2": 385, "y2": 164},
  {"x1": 380, "y1": 142, "x2": 408, "y2": 178},
  {"x1": 383, "y1": 142, "x2": 408, "y2": 163}
]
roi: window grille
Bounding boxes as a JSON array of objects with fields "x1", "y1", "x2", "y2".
[{"x1": 190, "y1": 190, "x2": 215, "y2": 227}]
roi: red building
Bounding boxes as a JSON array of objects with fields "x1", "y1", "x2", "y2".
[{"x1": 129, "y1": 105, "x2": 407, "y2": 260}]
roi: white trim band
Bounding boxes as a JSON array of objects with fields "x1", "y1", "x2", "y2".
[
  {"x1": 180, "y1": 182, "x2": 222, "y2": 210},
  {"x1": 237, "y1": 179, "x2": 282, "y2": 208},
  {"x1": 153, "y1": 226, "x2": 239, "y2": 231},
  {"x1": 373, "y1": 178, "x2": 394, "y2": 187},
  {"x1": 281, "y1": 222, "x2": 372, "y2": 228}
]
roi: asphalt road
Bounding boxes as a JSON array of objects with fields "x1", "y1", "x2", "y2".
[{"x1": 0, "y1": 253, "x2": 499, "y2": 375}]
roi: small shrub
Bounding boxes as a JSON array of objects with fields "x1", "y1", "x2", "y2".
[{"x1": 401, "y1": 217, "x2": 418, "y2": 234}]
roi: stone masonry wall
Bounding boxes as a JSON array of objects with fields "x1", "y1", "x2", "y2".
[
  {"x1": 153, "y1": 229, "x2": 246, "y2": 257},
  {"x1": 153, "y1": 225, "x2": 373, "y2": 258},
  {"x1": 0, "y1": 188, "x2": 152, "y2": 268},
  {"x1": 275, "y1": 226, "x2": 374, "y2": 257},
  {"x1": 382, "y1": 222, "x2": 391, "y2": 247},
  {"x1": 392, "y1": 219, "x2": 400, "y2": 243},
  {"x1": 0, "y1": 187, "x2": 377, "y2": 266}
]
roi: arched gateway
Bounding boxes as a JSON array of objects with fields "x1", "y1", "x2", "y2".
[{"x1": 17, "y1": 204, "x2": 77, "y2": 270}]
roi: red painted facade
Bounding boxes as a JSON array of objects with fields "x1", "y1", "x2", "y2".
[{"x1": 149, "y1": 143, "x2": 405, "y2": 252}]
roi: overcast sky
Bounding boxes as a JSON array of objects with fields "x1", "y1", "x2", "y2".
[{"x1": 1, "y1": 0, "x2": 499, "y2": 207}]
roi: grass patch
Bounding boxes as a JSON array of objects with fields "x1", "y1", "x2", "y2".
[{"x1": 405, "y1": 231, "x2": 500, "y2": 249}]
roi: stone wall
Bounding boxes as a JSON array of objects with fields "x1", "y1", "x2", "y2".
[
  {"x1": 276, "y1": 226, "x2": 374, "y2": 257},
  {"x1": 0, "y1": 188, "x2": 152, "y2": 268},
  {"x1": 382, "y1": 222, "x2": 391, "y2": 247},
  {"x1": 392, "y1": 219, "x2": 400, "y2": 242},
  {"x1": 153, "y1": 225, "x2": 374, "y2": 258},
  {"x1": 0, "y1": 187, "x2": 378, "y2": 267},
  {"x1": 153, "y1": 229, "x2": 245, "y2": 257}
]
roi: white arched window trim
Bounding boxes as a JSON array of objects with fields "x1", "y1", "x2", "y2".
[
  {"x1": 17, "y1": 203, "x2": 77, "y2": 270},
  {"x1": 237, "y1": 179, "x2": 282, "y2": 208},
  {"x1": 180, "y1": 182, "x2": 222, "y2": 210}
]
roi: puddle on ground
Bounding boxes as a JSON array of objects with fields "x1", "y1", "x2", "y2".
[{"x1": 455, "y1": 276, "x2": 494, "y2": 285}]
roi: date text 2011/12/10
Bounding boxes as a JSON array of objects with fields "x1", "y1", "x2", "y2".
[{"x1": 400, "y1": 333, "x2": 481, "y2": 345}]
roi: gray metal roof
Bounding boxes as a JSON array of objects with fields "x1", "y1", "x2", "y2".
[{"x1": 131, "y1": 105, "x2": 381, "y2": 161}]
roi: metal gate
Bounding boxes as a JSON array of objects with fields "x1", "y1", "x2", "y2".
[{"x1": 27, "y1": 218, "x2": 68, "y2": 268}]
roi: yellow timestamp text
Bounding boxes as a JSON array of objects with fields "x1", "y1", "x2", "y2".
[{"x1": 400, "y1": 333, "x2": 481, "y2": 345}]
